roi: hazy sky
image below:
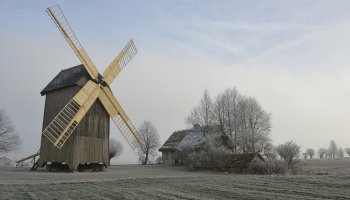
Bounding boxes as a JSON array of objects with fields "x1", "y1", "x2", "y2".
[{"x1": 1, "y1": 1, "x2": 350, "y2": 163}]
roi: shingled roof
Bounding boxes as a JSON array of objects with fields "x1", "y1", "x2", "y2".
[
  {"x1": 158, "y1": 130, "x2": 191, "y2": 152},
  {"x1": 40, "y1": 64, "x2": 90, "y2": 95},
  {"x1": 158, "y1": 125, "x2": 223, "y2": 152}
]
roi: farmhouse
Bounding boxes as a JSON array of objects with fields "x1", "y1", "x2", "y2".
[
  {"x1": 0, "y1": 156, "x2": 12, "y2": 167},
  {"x1": 159, "y1": 124, "x2": 229, "y2": 165}
]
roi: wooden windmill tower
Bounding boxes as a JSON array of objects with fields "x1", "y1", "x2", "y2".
[{"x1": 37, "y1": 4, "x2": 141, "y2": 171}]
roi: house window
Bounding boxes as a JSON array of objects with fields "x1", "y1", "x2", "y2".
[{"x1": 164, "y1": 152, "x2": 168, "y2": 160}]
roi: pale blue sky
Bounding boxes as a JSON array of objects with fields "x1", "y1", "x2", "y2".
[{"x1": 1, "y1": 1, "x2": 350, "y2": 163}]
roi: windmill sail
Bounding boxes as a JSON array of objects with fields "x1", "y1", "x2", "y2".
[
  {"x1": 99, "y1": 87, "x2": 141, "y2": 150},
  {"x1": 42, "y1": 81, "x2": 100, "y2": 148},
  {"x1": 103, "y1": 39, "x2": 137, "y2": 85},
  {"x1": 47, "y1": 5, "x2": 99, "y2": 79},
  {"x1": 45, "y1": 4, "x2": 140, "y2": 152}
]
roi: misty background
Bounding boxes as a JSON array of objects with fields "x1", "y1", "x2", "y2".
[{"x1": 0, "y1": 0, "x2": 350, "y2": 163}]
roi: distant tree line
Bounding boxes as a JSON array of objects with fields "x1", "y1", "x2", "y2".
[
  {"x1": 316, "y1": 140, "x2": 349, "y2": 159},
  {"x1": 302, "y1": 140, "x2": 349, "y2": 159},
  {"x1": 186, "y1": 88, "x2": 272, "y2": 154}
]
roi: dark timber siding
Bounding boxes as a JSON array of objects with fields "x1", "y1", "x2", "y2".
[{"x1": 39, "y1": 86, "x2": 110, "y2": 170}]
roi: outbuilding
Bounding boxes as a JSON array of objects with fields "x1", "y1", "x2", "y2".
[{"x1": 0, "y1": 156, "x2": 12, "y2": 167}]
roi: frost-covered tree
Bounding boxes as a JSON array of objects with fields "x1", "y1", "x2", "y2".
[
  {"x1": 276, "y1": 141, "x2": 301, "y2": 167},
  {"x1": 109, "y1": 138, "x2": 123, "y2": 162},
  {"x1": 137, "y1": 121, "x2": 160, "y2": 165},
  {"x1": 187, "y1": 88, "x2": 271, "y2": 154},
  {"x1": 238, "y1": 97, "x2": 271, "y2": 153},
  {"x1": 318, "y1": 148, "x2": 327, "y2": 158},
  {"x1": 186, "y1": 89, "x2": 214, "y2": 133},
  {"x1": 213, "y1": 88, "x2": 240, "y2": 152},
  {"x1": 338, "y1": 147, "x2": 344, "y2": 158},
  {"x1": 345, "y1": 148, "x2": 350, "y2": 157},
  {"x1": 0, "y1": 109, "x2": 21, "y2": 154},
  {"x1": 329, "y1": 140, "x2": 338, "y2": 158},
  {"x1": 306, "y1": 148, "x2": 315, "y2": 159}
]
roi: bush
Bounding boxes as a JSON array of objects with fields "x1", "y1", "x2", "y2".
[
  {"x1": 249, "y1": 158, "x2": 304, "y2": 175},
  {"x1": 156, "y1": 156, "x2": 162, "y2": 164},
  {"x1": 249, "y1": 158, "x2": 287, "y2": 175},
  {"x1": 187, "y1": 136, "x2": 229, "y2": 170},
  {"x1": 177, "y1": 143, "x2": 195, "y2": 166},
  {"x1": 276, "y1": 141, "x2": 301, "y2": 168}
]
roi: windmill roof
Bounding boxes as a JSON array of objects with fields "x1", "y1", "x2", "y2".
[{"x1": 40, "y1": 64, "x2": 90, "y2": 95}]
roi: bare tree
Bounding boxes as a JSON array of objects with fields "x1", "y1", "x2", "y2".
[
  {"x1": 276, "y1": 141, "x2": 301, "y2": 167},
  {"x1": 137, "y1": 121, "x2": 160, "y2": 165},
  {"x1": 329, "y1": 140, "x2": 338, "y2": 158},
  {"x1": 325, "y1": 149, "x2": 333, "y2": 158},
  {"x1": 338, "y1": 147, "x2": 344, "y2": 158},
  {"x1": 186, "y1": 89, "x2": 214, "y2": 133},
  {"x1": 109, "y1": 138, "x2": 123, "y2": 162},
  {"x1": 186, "y1": 88, "x2": 271, "y2": 155},
  {"x1": 345, "y1": 148, "x2": 350, "y2": 157},
  {"x1": 238, "y1": 97, "x2": 271, "y2": 153},
  {"x1": 0, "y1": 109, "x2": 21, "y2": 154},
  {"x1": 306, "y1": 148, "x2": 315, "y2": 159},
  {"x1": 213, "y1": 88, "x2": 240, "y2": 152},
  {"x1": 318, "y1": 148, "x2": 327, "y2": 158}
]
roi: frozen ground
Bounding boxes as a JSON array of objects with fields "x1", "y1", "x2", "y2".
[
  {"x1": 1, "y1": 162, "x2": 350, "y2": 199},
  {"x1": 303, "y1": 157, "x2": 350, "y2": 175},
  {"x1": 0, "y1": 165, "x2": 206, "y2": 184}
]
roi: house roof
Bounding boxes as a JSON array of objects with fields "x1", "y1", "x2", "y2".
[
  {"x1": 158, "y1": 125, "x2": 223, "y2": 152},
  {"x1": 40, "y1": 64, "x2": 90, "y2": 95},
  {"x1": 158, "y1": 130, "x2": 191, "y2": 151},
  {"x1": 0, "y1": 156, "x2": 11, "y2": 162}
]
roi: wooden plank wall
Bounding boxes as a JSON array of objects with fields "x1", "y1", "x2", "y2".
[{"x1": 40, "y1": 85, "x2": 110, "y2": 170}]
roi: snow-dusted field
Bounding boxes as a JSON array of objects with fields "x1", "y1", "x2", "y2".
[
  {"x1": 303, "y1": 157, "x2": 350, "y2": 175},
  {"x1": 1, "y1": 163, "x2": 350, "y2": 199}
]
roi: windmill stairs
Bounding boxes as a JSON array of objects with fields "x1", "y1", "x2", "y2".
[{"x1": 15, "y1": 150, "x2": 42, "y2": 171}]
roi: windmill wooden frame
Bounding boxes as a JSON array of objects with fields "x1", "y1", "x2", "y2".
[{"x1": 38, "y1": 4, "x2": 141, "y2": 171}]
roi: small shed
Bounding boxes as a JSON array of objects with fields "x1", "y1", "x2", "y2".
[
  {"x1": 224, "y1": 153, "x2": 265, "y2": 171},
  {"x1": 0, "y1": 156, "x2": 12, "y2": 167}
]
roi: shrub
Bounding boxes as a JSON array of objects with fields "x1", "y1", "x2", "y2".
[
  {"x1": 187, "y1": 136, "x2": 229, "y2": 170},
  {"x1": 276, "y1": 141, "x2": 301, "y2": 168},
  {"x1": 249, "y1": 158, "x2": 287, "y2": 175},
  {"x1": 249, "y1": 157, "x2": 304, "y2": 175},
  {"x1": 177, "y1": 143, "x2": 195, "y2": 165},
  {"x1": 156, "y1": 156, "x2": 162, "y2": 164}
]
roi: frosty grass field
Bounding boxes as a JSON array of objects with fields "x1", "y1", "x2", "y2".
[{"x1": 1, "y1": 159, "x2": 350, "y2": 200}]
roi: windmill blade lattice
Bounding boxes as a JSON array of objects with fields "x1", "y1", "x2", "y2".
[
  {"x1": 47, "y1": 4, "x2": 99, "y2": 79},
  {"x1": 43, "y1": 81, "x2": 100, "y2": 148},
  {"x1": 103, "y1": 39, "x2": 137, "y2": 85}
]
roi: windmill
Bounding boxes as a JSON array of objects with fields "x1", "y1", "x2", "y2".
[{"x1": 36, "y1": 4, "x2": 141, "y2": 171}]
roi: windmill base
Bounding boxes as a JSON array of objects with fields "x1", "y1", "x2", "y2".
[{"x1": 38, "y1": 161, "x2": 107, "y2": 172}]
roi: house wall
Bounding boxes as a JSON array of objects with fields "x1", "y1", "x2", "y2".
[
  {"x1": 161, "y1": 151, "x2": 186, "y2": 165},
  {"x1": 0, "y1": 158, "x2": 12, "y2": 167},
  {"x1": 162, "y1": 151, "x2": 175, "y2": 165},
  {"x1": 40, "y1": 86, "x2": 110, "y2": 170}
]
